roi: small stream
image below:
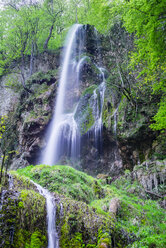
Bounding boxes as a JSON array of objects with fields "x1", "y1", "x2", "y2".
[{"x1": 32, "y1": 181, "x2": 59, "y2": 248}]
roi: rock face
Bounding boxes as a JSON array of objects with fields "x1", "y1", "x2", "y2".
[
  {"x1": 1, "y1": 25, "x2": 165, "y2": 177},
  {"x1": 109, "y1": 198, "x2": 120, "y2": 216},
  {"x1": 10, "y1": 70, "x2": 58, "y2": 168},
  {"x1": 0, "y1": 76, "x2": 19, "y2": 116},
  {"x1": 133, "y1": 159, "x2": 166, "y2": 195}
]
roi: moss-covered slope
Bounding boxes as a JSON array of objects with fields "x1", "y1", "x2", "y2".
[{"x1": 12, "y1": 164, "x2": 166, "y2": 248}]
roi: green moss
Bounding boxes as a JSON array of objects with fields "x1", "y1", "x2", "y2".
[
  {"x1": 82, "y1": 85, "x2": 98, "y2": 96},
  {"x1": 2, "y1": 172, "x2": 47, "y2": 248},
  {"x1": 25, "y1": 231, "x2": 47, "y2": 248},
  {"x1": 14, "y1": 230, "x2": 47, "y2": 248},
  {"x1": 75, "y1": 84, "x2": 101, "y2": 134},
  {"x1": 97, "y1": 231, "x2": 112, "y2": 248},
  {"x1": 9, "y1": 163, "x2": 166, "y2": 248},
  {"x1": 92, "y1": 180, "x2": 105, "y2": 199},
  {"x1": 16, "y1": 165, "x2": 96, "y2": 203},
  {"x1": 80, "y1": 106, "x2": 95, "y2": 134},
  {"x1": 58, "y1": 198, "x2": 113, "y2": 248},
  {"x1": 26, "y1": 69, "x2": 57, "y2": 86}
]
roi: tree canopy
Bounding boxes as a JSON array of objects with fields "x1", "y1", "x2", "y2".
[{"x1": 0, "y1": 0, "x2": 165, "y2": 130}]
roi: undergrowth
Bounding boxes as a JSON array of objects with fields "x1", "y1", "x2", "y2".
[{"x1": 14, "y1": 165, "x2": 166, "y2": 248}]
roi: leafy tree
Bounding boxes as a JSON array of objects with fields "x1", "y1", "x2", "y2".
[
  {"x1": 0, "y1": 0, "x2": 67, "y2": 88},
  {"x1": 85, "y1": 0, "x2": 166, "y2": 130},
  {"x1": 115, "y1": 0, "x2": 166, "y2": 130},
  {"x1": 42, "y1": 0, "x2": 65, "y2": 50}
]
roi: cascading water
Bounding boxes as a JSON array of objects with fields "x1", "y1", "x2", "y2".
[
  {"x1": 42, "y1": 24, "x2": 86, "y2": 165},
  {"x1": 41, "y1": 24, "x2": 106, "y2": 165},
  {"x1": 89, "y1": 68, "x2": 106, "y2": 152},
  {"x1": 32, "y1": 181, "x2": 59, "y2": 248}
]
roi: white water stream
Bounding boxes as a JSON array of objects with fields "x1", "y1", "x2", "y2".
[
  {"x1": 32, "y1": 182, "x2": 59, "y2": 248},
  {"x1": 42, "y1": 24, "x2": 84, "y2": 165},
  {"x1": 42, "y1": 24, "x2": 106, "y2": 165},
  {"x1": 88, "y1": 68, "x2": 106, "y2": 151}
]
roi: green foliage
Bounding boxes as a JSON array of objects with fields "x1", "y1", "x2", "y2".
[
  {"x1": 15, "y1": 164, "x2": 166, "y2": 247},
  {"x1": 84, "y1": 0, "x2": 112, "y2": 33},
  {"x1": 0, "y1": 0, "x2": 69, "y2": 77},
  {"x1": 82, "y1": 85, "x2": 98, "y2": 96},
  {"x1": 25, "y1": 231, "x2": 46, "y2": 248},
  {"x1": 91, "y1": 175, "x2": 166, "y2": 248},
  {"x1": 16, "y1": 164, "x2": 97, "y2": 203},
  {"x1": 150, "y1": 98, "x2": 166, "y2": 131},
  {"x1": 120, "y1": 0, "x2": 166, "y2": 131},
  {"x1": 0, "y1": 115, "x2": 7, "y2": 139}
]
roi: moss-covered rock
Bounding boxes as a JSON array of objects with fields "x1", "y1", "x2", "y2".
[
  {"x1": 57, "y1": 197, "x2": 113, "y2": 248},
  {"x1": 0, "y1": 173, "x2": 47, "y2": 248},
  {"x1": 15, "y1": 165, "x2": 98, "y2": 203},
  {"x1": 3, "y1": 164, "x2": 165, "y2": 248},
  {"x1": 75, "y1": 84, "x2": 103, "y2": 135},
  {"x1": 26, "y1": 70, "x2": 58, "y2": 87}
]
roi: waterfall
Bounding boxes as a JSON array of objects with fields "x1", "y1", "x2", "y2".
[
  {"x1": 8, "y1": 174, "x2": 14, "y2": 190},
  {"x1": 42, "y1": 24, "x2": 85, "y2": 165},
  {"x1": 89, "y1": 68, "x2": 106, "y2": 152},
  {"x1": 32, "y1": 181, "x2": 59, "y2": 248},
  {"x1": 113, "y1": 107, "x2": 119, "y2": 136},
  {"x1": 41, "y1": 24, "x2": 106, "y2": 165}
]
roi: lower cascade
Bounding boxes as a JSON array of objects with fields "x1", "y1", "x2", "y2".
[
  {"x1": 41, "y1": 24, "x2": 106, "y2": 165},
  {"x1": 32, "y1": 181, "x2": 59, "y2": 248}
]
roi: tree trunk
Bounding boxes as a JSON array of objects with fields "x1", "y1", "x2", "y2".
[
  {"x1": 0, "y1": 151, "x2": 6, "y2": 184},
  {"x1": 76, "y1": 7, "x2": 78, "y2": 23},
  {"x1": 30, "y1": 41, "x2": 34, "y2": 76},
  {"x1": 43, "y1": 24, "x2": 54, "y2": 50}
]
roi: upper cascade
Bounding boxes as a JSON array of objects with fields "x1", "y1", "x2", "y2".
[{"x1": 41, "y1": 24, "x2": 106, "y2": 165}]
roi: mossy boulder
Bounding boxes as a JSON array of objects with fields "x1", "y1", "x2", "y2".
[
  {"x1": 58, "y1": 197, "x2": 113, "y2": 248},
  {"x1": 6, "y1": 164, "x2": 166, "y2": 248},
  {"x1": 26, "y1": 70, "x2": 58, "y2": 86}
]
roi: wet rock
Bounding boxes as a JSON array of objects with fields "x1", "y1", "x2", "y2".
[
  {"x1": 99, "y1": 242, "x2": 109, "y2": 248},
  {"x1": 109, "y1": 198, "x2": 120, "y2": 216},
  {"x1": 133, "y1": 159, "x2": 166, "y2": 195},
  {"x1": 0, "y1": 75, "x2": 19, "y2": 116},
  {"x1": 10, "y1": 156, "x2": 29, "y2": 170}
]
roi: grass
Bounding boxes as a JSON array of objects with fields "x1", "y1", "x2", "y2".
[
  {"x1": 15, "y1": 164, "x2": 97, "y2": 203},
  {"x1": 13, "y1": 164, "x2": 166, "y2": 248}
]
